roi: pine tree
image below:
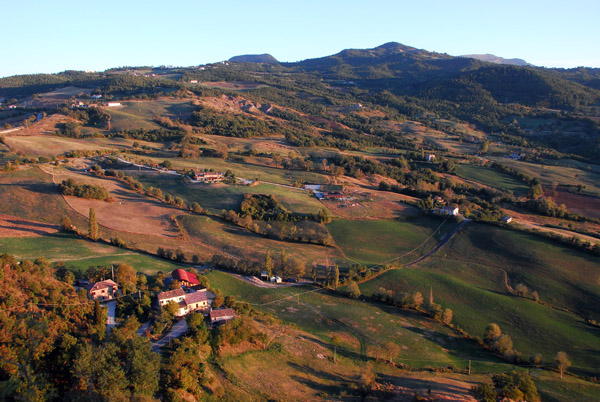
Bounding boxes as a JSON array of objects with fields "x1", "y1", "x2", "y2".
[{"x1": 89, "y1": 208, "x2": 98, "y2": 240}]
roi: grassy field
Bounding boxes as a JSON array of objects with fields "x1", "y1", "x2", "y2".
[
  {"x1": 491, "y1": 157, "x2": 600, "y2": 196},
  {"x1": 0, "y1": 233, "x2": 182, "y2": 274},
  {"x1": 358, "y1": 223, "x2": 600, "y2": 377},
  {"x1": 107, "y1": 99, "x2": 197, "y2": 131},
  {"x1": 206, "y1": 270, "x2": 508, "y2": 372},
  {"x1": 131, "y1": 171, "x2": 327, "y2": 215},
  {"x1": 327, "y1": 217, "x2": 458, "y2": 265},
  {"x1": 455, "y1": 164, "x2": 530, "y2": 196}
]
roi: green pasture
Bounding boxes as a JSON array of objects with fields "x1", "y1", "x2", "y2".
[
  {"x1": 0, "y1": 233, "x2": 179, "y2": 274},
  {"x1": 454, "y1": 164, "x2": 530, "y2": 196},
  {"x1": 358, "y1": 223, "x2": 600, "y2": 376},
  {"x1": 327, "y1": 217, "x2": 457, "y2": 265},
  {"x1": 206, "y1": 270, "x2": 505, "y2": 371}
]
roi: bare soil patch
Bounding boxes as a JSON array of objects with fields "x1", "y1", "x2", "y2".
[{"x1": 545, "y1": 188, "x2": 600, "y2": 219}]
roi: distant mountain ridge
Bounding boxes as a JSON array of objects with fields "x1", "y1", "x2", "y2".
[
  {"x1": 229, "y1": 54, "x2": 279, "y2": 64},
  {"x1": 460, "y1": 54, "x2": 531, "y2": 66}
]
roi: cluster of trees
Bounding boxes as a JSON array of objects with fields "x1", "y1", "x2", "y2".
[
  {"x1": 0, "y1": 254, "x2": 160, "y2": 401},
  {"x1": 239, "y1": 194, "x2": 302, "y2": 222},
  {"x1": 190, "y1": 105, "x2": 291, "y2": 138},
  {"x1": 157, "y1": 247, "x2": 187, "y2": 263},
  {"x1": 471, "y1": 371, "x2": 540, "y2": 402},
  {"x1": 60, "y1": 178, "x2": 111, "y2": 201},
  {"x1": 211, "y1": 250, "x2": 306, "y2": 280},
  {"x1": 483, "y1": 323, "x2": 518, "y2": 360}
]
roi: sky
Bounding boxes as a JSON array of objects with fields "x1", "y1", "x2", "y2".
[{"x1": 1, "y1": 0, "x2": 599, "y2": 77}]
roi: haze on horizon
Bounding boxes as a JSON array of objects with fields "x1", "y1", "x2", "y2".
[{"x1": 2, "y1": 0, "x2": 599, "y2": 78}]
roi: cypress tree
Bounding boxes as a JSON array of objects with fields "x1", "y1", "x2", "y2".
[{"x1": 89, "y1": 208, "x2": 98, "y2": 240}]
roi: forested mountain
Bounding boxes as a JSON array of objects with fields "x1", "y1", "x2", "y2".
[
  {"x1": 461, "y1": 54, "x2": 531, "y2": 66},
  {"x1": 228, "y1": 54, "x2": 279, "y2": 64}
]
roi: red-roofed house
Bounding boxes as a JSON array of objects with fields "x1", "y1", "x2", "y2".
[
  {"x1": 209, "y1": 308, "x2": 235, "y2": 325},
  {"x1": 87, "y1": 279, "x2": 119, "y2": 302},
  {"x1": 172, "y1": 269, "x2": 200, "y2": 287}
]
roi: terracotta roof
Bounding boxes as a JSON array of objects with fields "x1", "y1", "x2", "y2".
[
  {"x1": 88, "y1": 279, "x2": 118, "y2": 292},
  {"x1": 158, "y1": 288, "x2": 185, "y2": 301},
  {"x1": 210, "y1": 308, "x2": 235, "y2": 320},
  {"x1": 172, "y1": 269, "x2": 200, "y2": 285},
  {"x1": 185, "y1": 291, "x2": 209, "y2": 304}
]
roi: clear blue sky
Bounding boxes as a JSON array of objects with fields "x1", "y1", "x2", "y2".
[{"x1": 2, "y1": 0, "x2": 599, "y2": 77}]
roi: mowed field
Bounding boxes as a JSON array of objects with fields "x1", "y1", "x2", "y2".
[
  {"x1": 327, "y1": 217, "x2": 458, "y2": 265},
  {"x1": 358, "y1": 223, "x2": 600, "y2": 377},
  {"x1": 49, "y1": 167, "x2": 186, "y2": 238},
  {"x1": 454, "y1": 164, "x2": 530, "y2": 196}
]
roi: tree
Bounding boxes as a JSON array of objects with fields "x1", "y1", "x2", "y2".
[
  {"x1": 265, "y1": 251, "x2": 273, "y2": 277},
  {"x1": 61, "y1": 215, "x2": 72, "y2": 231},
  {"x1": 334, "y1": 265, "x2": 339, "y2": 290},
  {"x1": 312, "y1": 264, "x2": 318, "y2": 283},
  {"x1": 289, "y1": 258, "x2": 306, "y2": 279},
  {"x1": 116, "y1": 263, "x2": 137, "y2": 295},
  {"x1": 411, "y1": 292, "x2": 424, "y2": 309},
  {"x1": 175, "y1": 249, "x2": 186, "y2": 262},
  {"x1": 442, "y1": 308, "x2": 453, "y2": 325},
  {"x1": 279, "y1": 249, "x2": 288, "y2": 277},
  {"x1": 89, "y1": 208, "x2": 98, "y2": 240},
  {"x1": 330, "y1": 334, "x2": 342, "y2": 363},
  {"x1": 383, "y1": 341, "x2": 401, "y2": 365},
  {"x1": 484, "y1": 323, "x2": 502, "y2": 345},
  {"x1": 554, "y1": 351, "x2": 571, "y2": 379},
  {"x1": 347, "y1": 281, "x2": 361, "y2": 299}
]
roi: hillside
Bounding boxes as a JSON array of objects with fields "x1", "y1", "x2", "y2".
[
  {"x1": 229, "y1": 53, "x2": 279, "y2": 64},
  {"x1": 460, "y1": 54, "x2": 531, "y2": 66},
  {"x1": 1, "y1": 40, "x2": 600, "y2": 401}
]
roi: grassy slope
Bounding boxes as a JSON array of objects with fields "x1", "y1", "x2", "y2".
[
  {"x1": 358, "y1": 223, "x2": 600, "y2": 376},
  {"x1": 492, "y1": 158, "x2": 600, "y2": 196},
  {"x1": 206, "y1": 270, "x2": 508, "y2": 372},
  {"x1": 454, "y1": 164, "x2": 530, "y2": 196},
  {"x1": 0, "y1": 233, "x2": 182, "y2": 274},
  {"x1": 327, "y1": 217, "x2": 459, "y2": 265}
]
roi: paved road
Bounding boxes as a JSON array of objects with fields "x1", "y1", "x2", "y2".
[
  {"x1": 105, "y1": 301, "x2": 117, "y2": 331},
  {"x1": 151, "y1": 320, "x2": 188, "y2": 353}
]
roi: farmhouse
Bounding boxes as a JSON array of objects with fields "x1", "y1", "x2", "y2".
[
  {"x1": 500, "y1": 215, "x2": 513, "y2": 224},
  {"x1": 157, "y1": 288, "x2": 211, "y2": 317},
  {"x1": 322, "y1": 191, "x2": 346, "y2": 200},
  {"x1": 209, "y1": 308, "x2": 235, "y2": 325},
  {"x1": 171, "y1": 269, "x2": 200, "y2": 287},
  {"x1": 189, "y1": 171, "x2": 224, "y2": 182},
  {"x1": 106, "y1": 102, "x2": 121, "y2": 107},
  {"x1": 87, "y1": 279, "x2": 120, "y2": 302},
  {"x1": 426, "y1": 154, "x2": 436, "y2": 162},
  {"x1": 91, "y1": 94, "x2": 102, "y2": 99},
  {"x1": 435, "y1": 205, "x2": 459, "y2": 216}
]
